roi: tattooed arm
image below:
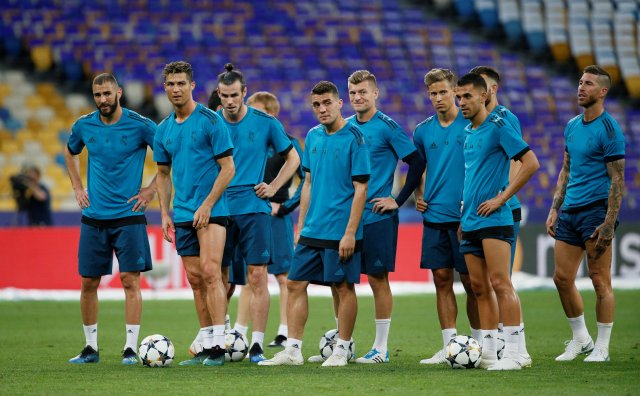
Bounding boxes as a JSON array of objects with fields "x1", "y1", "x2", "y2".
[
  {"x1": 590, "y1": 158, "x2": 625, "y2": 259},
  {"x1": 546, "y1": 151, "x2": 571, "y2": 237}
]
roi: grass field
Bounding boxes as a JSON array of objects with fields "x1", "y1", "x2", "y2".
[{"x1": 1, "y1": 290, "x2": 638, "y2": 395}]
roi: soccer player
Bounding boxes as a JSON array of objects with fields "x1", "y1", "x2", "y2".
[
  {"x1": 345, "y1": 70, "x2": 425, "y2": 364},
  {"x1": 233, "y1": 91, "x2": 305, "y2": 348},
  {"x1": 217, "y1": 64, "x2": 300, "y2": 363},
  {"x1": 547, "y1": 65, "x2": 625, "y2": 362},
  {"x1": 469, "y1": 66, "x2": 531, "y2": 365},
  {"x1": 456, "y1": 73, "x2": 539, "y2": 370},
  {"x1": 259, "y1": 80, "x2": 370, "y2": 367},
  {"x1": 154, "y1": 61, "x2": 235, "y2": 367},
  {"x1": 65, "y1": 73, "x2": 156, "y2": 365},
  {"x1": 412, "y1": 68, "x2": 480, "y2": 364}
]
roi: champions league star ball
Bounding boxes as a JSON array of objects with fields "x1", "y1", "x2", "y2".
[
  {"x1": 446, "y1": 335, "x2": 482, "y2": 369},
  {"x1": 189, "y1": 339, "x2": 204, "y2": 357},
  {"x1": 318, "y1": 328, "x2": 355, "y2": 360},
  {"x1": 139, "y1": 334, "x2": 175, "y2": 367},
  {"x1": 225, "y1": 330, "x2": 249, "y2": 362}
]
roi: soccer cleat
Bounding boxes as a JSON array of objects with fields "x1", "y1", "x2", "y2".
[
  {"x1": 121, "y1": 347, "x2": 138, "y2": 365},
  {"x1": 179, "y1": 349, "x2": 209, "y2": 366},
  {"x1": 518, "y1": 353, "x2": 532, "y2": 368},
  {"x1": 487, "y1": 357, "x2": 522, "y2": 371},
  {"x1": 477, "y1": 357, "x2": 498, "y2": 370},
  {"x1": 307, "y1": 354, "x2": 326, "y2": 363},
  {"x1": 258, "y1": 350, "x2": 304, "y2": 366},
  {"x1": 203, "y1": 346, "x2": 225, "y2": 366},
  {"x1": 68, "y1": 345, "x2": 99, "y2": 364},
  {"x1": 584, "y1": 347, "x2": 610, "y2": 362},
  {"x1": 355, "y1": 348, "x2": 389, "y2": 364},
  {"x1": 555, "y1": 338, "x2": 594, "y2": 361},
  {"x1": 419, "y1": 348, "x2": 447, "y2": 365},
  {"x1": 268, "y1": 334, "x2": 288, "y2": 348},
  {"x1": 249, "y1": 343, "x2": 266, "y2": 363},
  {"x1": 321, "y1": 352, "x2": 349, "y2": 367}
]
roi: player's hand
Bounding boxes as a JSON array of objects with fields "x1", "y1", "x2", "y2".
[
  {"x1": 254, "y1": 182, "x2": 276, "y2": 199},
  {"x1": 271, "y1": 202, "x2": 281, "y2": 217},
  {"x1": 294, "y1": 228, "x2": 300, "y2": 246},
  {"x1": 477, "y1": 193, "x2": 505, "y2": 217},
  {"x1": 192, "y1": 204, "x2": 212, "y2": 230},
  {"x1": 416, "y1": 198, "x2": 427, "y2": 213},
  {"x1": 74, "y1": 187, "x2": 90, "y2": 209},
  {"x1": 546, "y1": 209, "x2": 558, "y2": 237},
  {"x1": 457, "y1": 224, "x2": 462, "y2": 242},
  {"x1": 161, "y1": 213, "x2": 175, "y2": 243},
  {"x1": 339, "y1": 232, "x2": 356, "y2": 262},
  {"x1": 370, "y1": 196, "x2": 399, "y2": 214},
  {"x1": 128, "y1": 186, "x2": 155, "y2": 212},
  {"x1": 590, "y1": 221, "x2": 614, "y2": 260}
]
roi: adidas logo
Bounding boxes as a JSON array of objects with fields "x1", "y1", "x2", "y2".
[
  {"x1": 336, "y1": 344, "x2": 346, "y2": 350},
  {"x1": 88, "y1": 137, "x2": 96, "y2": 144},
  {"x1": 430, "y1": 142, "x2": 437, "y2": 149},
  {"x1": 91, "y1": 329, "x2": 97, "y2": 333},
  {"x1": 334, "y1": 267, "x2": 344, "y2": 276},
  {"x1": 127, "y1": 330, "x2": 134, "y2": 334},
  {"x1": 484, "y1": 334, "x2": 493, "y2": 339},
  {"x1": 510, "y1": 331, "x2": 519, "y2": 336},
  {"x1": 261, "y1": 249, "x2": 270, "y2": 257},
  {"x1": 290, "y1": 343, "x2": 300, "y2": 349}
]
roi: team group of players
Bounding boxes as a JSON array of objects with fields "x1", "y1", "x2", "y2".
[{"x1": 64, "y1": 60, "x2": 625, "y2": 370}]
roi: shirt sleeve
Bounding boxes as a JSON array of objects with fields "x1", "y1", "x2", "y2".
[
  {"x1": 153, "y1": 125, "x2": 171, "y2": 164},
  {"x1": 280, "y1": 138, "x2": 305, "y2": 215},
  {"x1": 144, "y1": 120, "x2": 157, "y2": 149},
  {"x1": 412, "y1": 125, "x2": 426, "y2": 163},
  {"x1": 387, "y1": 123, "x2": 416, "y2": 160},
  {"x1": 210, "y1": 119, "x2": 234, "y2": 159},
  {"x1": 301, "y1": 132, "x2": 312, "y2": 173},
  {"x1": 270, "y1": 118, "x2": 294, "y2": 155},
  {"x1": 351, "y1": 133, "x2": 371, "y2": 181},
  {"x1": 498, "y1": 123, "x2": 529, "y2": 160},
  {"x1": 67, "y1": 121, "x2": 85, "y2": 155},
  {"x1": 600, "y1": 116, "x2": 626, "y2": 162}
]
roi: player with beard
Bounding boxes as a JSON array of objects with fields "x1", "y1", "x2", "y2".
[
  {"x1": 66, "y1": 73, "x2": 157, "y2": 365},
  {"x1": 547, "y1": 65, "x2": 625, "y2": 362}
]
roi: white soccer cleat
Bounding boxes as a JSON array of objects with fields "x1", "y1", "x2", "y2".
[
  {"x1": 555, "y1": 338, "x2": 594, "y2": 361},
  {"x1": 355, "y1": 348, "x2": 389, "y2": 364},
  {"x1": 487, "y1": 357, "x2": 522, "y2": 371},
  {"x1": 477, "y1": 357, "x2": 498, "y2": 370},
  {"x1": 517, "y1": 353, "x2": 532, "y2": 368},
  {"x1": 321, "y1": 353, "x2": 349, "y2": 367},
  {"x1": 257, "y1": 350, "x2": 303, "y2": 366},
  {"x1": 419, "y1": 348, "x2": 447, "y2": 365},
  {"x1": 307, "y1": 354, "x2": 326, "y2": 363},
  {"x1": 584, "y1": 347, "x2": 609, "y2": 362}
]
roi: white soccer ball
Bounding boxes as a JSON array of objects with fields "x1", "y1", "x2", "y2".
[
  {"x1": 139, "y1": 334, "x2": 175, "y2": 367},
  {"x1": 318, "y1": 328, "x2": 355, "y2": 361},
  {"x1": 446, "y1": 335, "x2": 482, "y2": 369},
  {"x1": 497, "y1": 335, "x2": 505, "y2": 360},
  {"x1": 225, "y1": 330, "x2": 249, "y2": 362},
  {"x1": 188, "y1": 339, "x2": 204, "y2": 357}
]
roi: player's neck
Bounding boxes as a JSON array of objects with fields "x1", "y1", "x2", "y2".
[
  {"x1": 582, "y1": 102, "x2": 605, "y2": 123},
  {"x1": 355, "y1": 107, "x2": 377, "y2": 123},
  {"x1": 224, "y1": 104, "x2": 248, "y2": 123},
  {"x1": 437, "y1": 106, "x2": 458, "y2": 126},
  {"x1": 486, "y1": 99, "x2": 498, "y2": 114},
  {"x1": 470, "y1": 107, "x2": 489, "y2": 129},
  {"x1": 100, "y1": 106, "x2": 123, "y2": 125},
  {"x1": 325, "y1": 116, "x2": 346, "y2": 134},
  {"x1": 174, "y1": 98, "x2": 197, "y2": 122}
]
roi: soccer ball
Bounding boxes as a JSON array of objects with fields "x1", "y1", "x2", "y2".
[
  {"x1": 139, "y1": 334, "x2": 175, "y2": 367},
  {"x1": 318, "y1": 328, "x2": 355, "y2": 361},
  {"x1": 446, "y1": 335, "x2": 482, "y2": 369},
  {"x1": 189, "y1": 339, "x2": 204, "y2": 357},
  {"x1": 497, "y1": 335, "x2": 505, "y2": 360},
  {"x1": 225, "y1": 330, "x2": 249, "y2": 362}
]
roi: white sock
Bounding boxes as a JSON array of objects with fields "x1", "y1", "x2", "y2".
[
  {"x1": 83, "y1": 324, "x2": 98, "y2": 350},
  {"x1": 442, "y1": 328, "x2": 457, "y2": 349},
  {"x1": 471, "y1": 328, "x2": 482, "y2": 344},
  {"x1": 595, "y1": 322, "x2": 613, "y2": 350},
  {"x1": 125, "y1": 324, "x2": 140, "y2": 351},
  {"x1": 286, "y1": 338, "x2": 302, "y2": 357},
  {"x1": 498, "y1": 322, "x2": 504, "y2": 332},
  {"x1": 251, "y1": 331, "x2": 265, "y2": 349},
  {"x1": 335, "y1": 317, "x2": 339, "y2": 328},
  {"x1": 481, "y1": 329, "x2": 498, "y2": 361},
  {"x1": 334, "y1": 338, "x2": 350, "y2": 357},
  {"x1": 277, "y1": 324, "x2": 288, "y2": 337},
  {"x1": 503, "y1": 325, "x2": 520, "y2": 360},
  {"x1": 225, "y1": 314, "x2": 231, "y2": 331},
  {"x1": 234, "y1": 323, "x2": 248, "y2": 337},
  {"x1": 568, "y1": 314, "x2": 590, "y2": 342},
  {"x1": 212, "y1": 325, "x2": 226, "y2": 349},
  {"x1": 519, "y1": 322, "x2": 529, "y2": 355},
  {"x1": 202, "y1": 326, "x2": 214, "y2": 349},
  {"x1": 374, "y1": 318, "x2": 391, "y2": 353}
]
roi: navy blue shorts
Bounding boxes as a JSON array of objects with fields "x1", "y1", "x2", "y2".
[
  {"x1": 268, "y1": 214, "x2": 294, "y2": 276},
  {"x1": 288, "y1": 243, "x2": 361, "y2": 284},
  {"x1": 361, "y1": 215, "x2": 398, "y2": 275},
  {"x1": 420, "y1": 223, "x2": 467, "y2": 274},
  {"x1": 223, "y1": 213, "x2": 271, "y2": 266},
  {"x1": 78, "y1": 223, "x2": 152, "y2": 277},
  {"x1": 459, "y1": 226, "x2": 514, "y2": 258},
  {"x1": 174, "y1": 217, "x2": 228, "y2": 256},
  {"x1": 555, "y1": 203, "x2": 614, "y2": 249},
  {"x1": 225, "y1": 245, "x2": 247, "y2": 285}
]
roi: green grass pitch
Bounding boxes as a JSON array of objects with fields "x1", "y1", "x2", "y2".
[{"x1": 0, "y1": 290, "x2": 638, "y2": 395}]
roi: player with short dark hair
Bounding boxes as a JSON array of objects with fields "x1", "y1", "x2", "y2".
[
  {"x1": 217, "y1": 63, "x2": 300, "y2": 363},
  {"x1": 259, "y1": 81, "x2": 370, "y2": 367},
  {"x1": 547, "y1": 65, "x2": 625, "y2": 362},
  {"x1": 456, "y1": 73, "x2": 539, "y2": 370},
  {"x1": 66, "y1": 73, "x2": 157, "y2": 365},
  {"x1": 413, "y1": 68, "x2": 480, "y2": 365},
  {"x1": 154, "y1": 61, "x2": 235, "y2": 367}
]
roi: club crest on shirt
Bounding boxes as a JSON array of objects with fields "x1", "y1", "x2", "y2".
[
  {"x1": 248, "y1": 131, "x2": 256, "y2": 142},
  {"x1": 121, "y1": 135, "x2": 128, "y2": 145}
]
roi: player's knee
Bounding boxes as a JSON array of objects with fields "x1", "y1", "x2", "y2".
[
  {"x1": 248, "y1": 266, "x2": 267, "y2": 288},
  {"x1": 553, "y1": 271, "x2": 573, "y2": 290},
  {"x1": 433, "y1": 271, "x2": 453, "y2": 290},
  {"x1": 489, "y1": 274, "x2": 512, "y2": 296},
  {"x1": 185, "y1": 270, "x2": 204, "y2": 290},
  {"x1": 589, "y1": 272, "x2": 612, "y2": 296},
  {"x1": 119, "y1": 273, "x2": 140, "y2": 291},
  {"x1": 469, "y1": 277, "x2": 490, "y2": 298},
  {"x1": 81, "y1": 277, "x2": 100, "y2": 292},
  {"x1": 286, "y1": 279, "x2": 305, "y2": 294},
  {"x1": 200, "y1": 268, "x2": 222, "y2": 287}
]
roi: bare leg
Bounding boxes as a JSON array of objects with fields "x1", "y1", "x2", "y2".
[
  {"x1": 585, "y1": 240, "x2": 614, "y2": 323},
  {"x1": 459, "y1": 272, "x2": 480, "y2": 330},
  {"x1": 334, "y1": 282, "x2": 357, "y2": 340},
  {"x1": 286, "y1": 279, "x2": 309, "y2": 340},
  {"x1": 368, "y1": 272, "x2": 392, "y2": 320},
  {"x1": 247, "y1": 264, "x2": 270, "y2": 333},
  {"x1": 119, "y1": 271, "x2": 141, "y2": 325},
  {"x1": 483, "y1": 239, "x2": 520, "y2": 326},
  {"x1": 80, "y1": 277, "x2": 101, "y2": 325},
  {"x1": 236, "y1": 283, "x2": 252, "y2": 327},
  {"x1": 432, "y1": 268, "x2": 457, "y2": 329},
  {"x1": 275, "y1": 273, "x2": 288, "y2": 327},
  {"x1": 553, "y1": 241, "x2": 586, "y2": 318}
]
